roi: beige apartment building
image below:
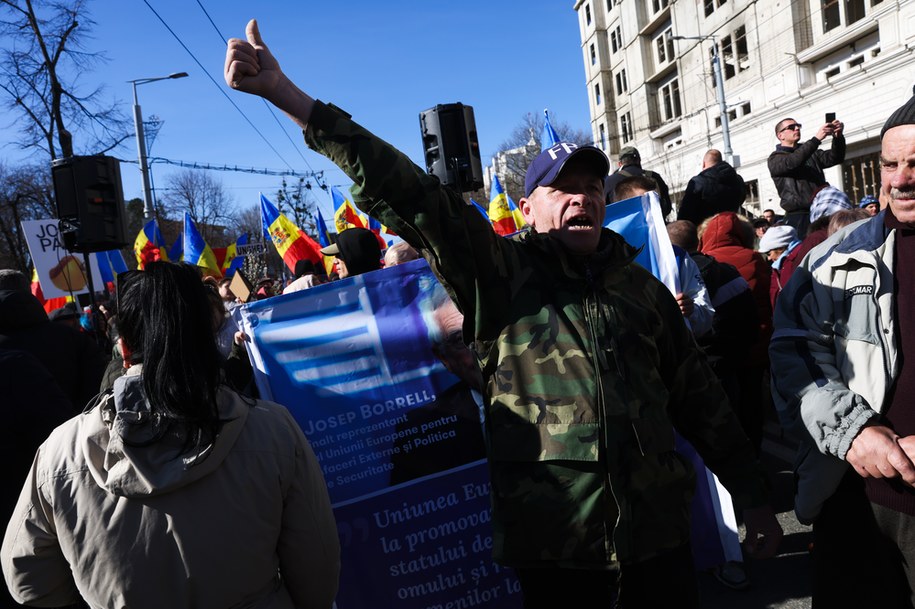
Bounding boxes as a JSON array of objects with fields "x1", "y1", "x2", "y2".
[{"x1": 575, "y1": 0, "x2": 915, "y2": 215}]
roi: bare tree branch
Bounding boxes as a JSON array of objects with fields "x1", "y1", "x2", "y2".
[{"x1": 0, "y1": 0, "x2": 131, "y2": 160}]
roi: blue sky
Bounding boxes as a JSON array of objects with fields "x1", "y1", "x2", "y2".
[{"x1": 1, "y1": 0, "x2": 592, "y2": 221}]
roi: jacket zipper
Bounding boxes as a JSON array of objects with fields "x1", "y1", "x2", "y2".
[{"x1": 584, "y1": 264, "x2": 627, "y2": 563}]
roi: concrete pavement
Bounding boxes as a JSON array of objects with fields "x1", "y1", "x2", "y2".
[{"x1": 698, "y1": 422, "x2": 813, "y2": 609}]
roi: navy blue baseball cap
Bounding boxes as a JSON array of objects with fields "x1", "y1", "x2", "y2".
[{"x1": 524, "y1": 142, "x2": 610, "y2": 198}]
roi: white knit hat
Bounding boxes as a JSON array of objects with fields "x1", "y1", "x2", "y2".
[{"x1": 758, "y1": 225, "x2": 798, "y2": 252}]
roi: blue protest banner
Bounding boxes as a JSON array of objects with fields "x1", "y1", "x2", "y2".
[{"x1": 239, "y1": 259, "x2": 522, "y2": 608}]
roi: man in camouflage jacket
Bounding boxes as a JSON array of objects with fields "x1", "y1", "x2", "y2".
[{"x1": 225, "y1": 19, "x2": 781, "y2": 607}]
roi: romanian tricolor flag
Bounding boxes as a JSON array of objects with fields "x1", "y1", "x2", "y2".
[
  {"x1": 260, "y1": 193, "x2": 322, "y2": 273},
  {"x1": 488, "y1": 175, "x2": 518, "y2": 236},
  {"x1": 315, "y1": 208, "x2": 335, "y2": 275},
  {"x1": 332, "y1": 186, "x2": 366, "y2": 233},
  {"x1": 183, "y1": 213, "x2": 222, "y2": 278},
  {"x1": 168, "y1": 231, "x2": 184, "y2": 262},
  {"x1": 222, "y1": 233, "x2": 249, "y2": 277},
  {"x1": 31, "y1": 268, "x2": 71, "y2": 314},
  {"x1": 133, "y1": 219, "x2": 169, "y2": 269},
  {"x1": 96, "y1": 250, "x2": 129, "y2": 292},
  {"x1": 507, "y1": 193, "x2": 527, "y2": 231}
]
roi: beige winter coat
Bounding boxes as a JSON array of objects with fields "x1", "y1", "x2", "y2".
[{"x1": 1, "y1": 367, "x2": 340, "y2": 608}]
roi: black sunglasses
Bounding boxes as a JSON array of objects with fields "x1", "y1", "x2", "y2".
[{"x1": 779, "y1": 123, "x2": 802, "y2": 133}]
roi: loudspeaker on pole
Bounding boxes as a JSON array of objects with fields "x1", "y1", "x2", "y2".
[
  {"x1": 419, "y1": 103, "x2": 484, "y2": 192},
  {"x1": 52, "y1": 156, "x2": 128, "y2": 253}
]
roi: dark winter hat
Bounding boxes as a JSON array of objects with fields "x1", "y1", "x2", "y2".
[
  {"x1": 618, "y1": 146, "x2": 641, "y2": 162},
  {"x1": 48, "y1": 302, "x2": 79, "y2": 321},
  {"x1": 859, "y1": 195, "x2": 879, "y2": 209},
  {"x1": 323, "y1": 227, "x2": 382, "y2": 276},
  {"x1": 524, "y1": 142, "x2": 609, "y2": 197},
  {"x1": 881, "y1": 86, "x2": 915, "y2": 139}
]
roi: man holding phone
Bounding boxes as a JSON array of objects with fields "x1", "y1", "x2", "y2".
[{"x1": 768, "y1": 114, "x2": 846, "y2": 236}]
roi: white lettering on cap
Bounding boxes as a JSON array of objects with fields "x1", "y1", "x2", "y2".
[{"x1": 546, "y1": 142, "x2": 578, "y2": 160}]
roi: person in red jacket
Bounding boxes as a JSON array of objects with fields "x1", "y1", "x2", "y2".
[{"x1": 699, "y1": 212, "x2": 773, "y2": 453}]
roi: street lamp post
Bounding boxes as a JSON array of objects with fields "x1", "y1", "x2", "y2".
[
  {"x1": 129, "y1": 72, "x2": 189, "y2": 219},
  {"x1": 672, "y1": 36, "x2": 733, "y2": 165}
]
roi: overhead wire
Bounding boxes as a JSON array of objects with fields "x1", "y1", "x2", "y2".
[
  {"x1": 193, "y1": 0, "x2": 321, "y2": 175},
  {"x1": 140, "y1": 0, "x2": 295, "y2": 171}
]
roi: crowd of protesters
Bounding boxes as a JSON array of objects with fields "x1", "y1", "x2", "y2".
[{"x1": 1, "y1": 17, "x2": 914, "y2": 609}]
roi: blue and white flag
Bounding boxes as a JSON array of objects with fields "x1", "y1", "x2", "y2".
[
  {"x1": 605, "y1": 191, "x2": 741, "y2": 570},
  {"x1": 541, "y1": 108, "x2": 560, "y2": 149}
]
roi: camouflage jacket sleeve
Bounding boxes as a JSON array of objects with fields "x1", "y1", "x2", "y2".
[
  {"x1": 655, "y1": 278, "x2": 769, "y2": 510},
  {"x1": 303, "y1": 101, "x2": 518, "y2": 339}
]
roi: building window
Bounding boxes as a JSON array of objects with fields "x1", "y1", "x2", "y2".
[
  {"x1": 714, "y1": 25, "x2": 749, "y2": 81},
  {"x1": 655, "y1": 28, "x2": 674, "y2": 66},
  {"x1": 595, "y1": 83, "x2": 602, "y2": 106},
  {"x1": 720, "y1": 33, "x2": 735, "y2": 79},
  {"x1": 585, "y1": 4, "x2": 592, "y2": 26},
  {"x1": 610, "y1": 25, "x2": 621, "y2": 53},
  {"x1": 590, "y1": 43, "x2": 596, "y2": 65},
  {"x1": 735, "y1": 26, "x2": 749, "y2": 71},
  {"x1": 658, "y1": 78, "x2": 682, "y2": 122},
  {"x1": 823, "y1": 0, "x2": 866, "y2": 32},
  {"x1": 599, "y1": 123, "x2": 606, "y2": 150},
  {"x1": 651, "y1": 0, "x2": 669, "y2": 14},
  {"x1": 620, "y1": 112, "x2": 634, "y2": 143},
  {"x1": 704, "y1": 0, "x2": 727, "y2": 16},
  {"x1": 615, "y1": 69, "x2": 628, "y2": 95},
  {"x1": 744, "y1": 179, "x2": 759, "y2": 207},
  {"x1": 843, "y1": 151, "x2": 881, "y2": 203}
]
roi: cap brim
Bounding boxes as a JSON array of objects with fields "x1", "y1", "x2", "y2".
[
  {"x1": 529, "y1": 146, "x2": 610, "y2": 196},
  {"x1": 320, "y1": 244, "x2": 340, "y2": 256}
]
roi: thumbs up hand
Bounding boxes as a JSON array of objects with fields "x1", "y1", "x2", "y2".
[
  {"x1": 224, "y1": 19, "x2": 316, "y2": 128},
  {"x1": 225, "y1": 19, "x2": 283, "y2": 98}
]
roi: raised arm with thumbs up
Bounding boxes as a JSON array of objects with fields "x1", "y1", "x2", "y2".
[{"x1": 224, "y1": 19, "x2": 315, "y2": 129}]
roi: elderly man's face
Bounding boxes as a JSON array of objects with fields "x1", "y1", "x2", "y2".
[
  {"x1": 520, "y1": 159, "x2": 606, "y2": 254},
  {"x1": 881, "y1": 125, "x2": 915, "y2": 224}
]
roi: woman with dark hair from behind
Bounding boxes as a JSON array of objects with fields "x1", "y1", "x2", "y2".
[{"x1": 1, "y1": 261, "x2": 340, "y2": 609}]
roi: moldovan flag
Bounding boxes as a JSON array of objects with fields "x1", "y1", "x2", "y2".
[
  {"x1": 541, "y1": 109, "x2": 561, "y2": 150},
  {"x1": 133, "y1": 219, "x2": 169, "y2": 269},
  {"x1": 260, "y1": 193, "x2": 322, "y2": 273},
  {"x1": 488, "y1": 175, "x2": 517, "y2": 236},
  {"x1": 183, "y1": 213, "x2": 221, "y2": 278},
  {"x1": 222, "y1": 233, "x2": 249, "y2": 277},
  {"x1": 332, "y1": 186, "x2": 366, "y2": 233}
]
